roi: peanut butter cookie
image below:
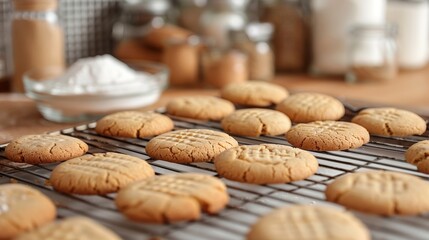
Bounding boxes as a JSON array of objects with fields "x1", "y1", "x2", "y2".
[
  {"x1": 166, "y1": 96, "x2": 235, "y2": 121},
  {"x1": 276, "y1": 92, "x2": 345, "y2": 123},
  {"x1": 221, "y1": 108, "x2": 291, "y2": 137},
  {"x1": 0, "y1": 184, "x2": 56, "y2": 239},
  {"x1": 50, "y1": 152, "x2": 154, "y2": 195},
  {"x1": 352, "y1": 107, "x2": 427, "y2": 136},
  {"x1": 146, "y1": 129, "x2": 238, "y2": 163},
  {"x1": 286, "y1": 121, "x2": 370, "y2": 151},
  {"x1": 326, "y1": 171, "x2": 429, "y2": 215},
  {"x1": 405, "y1": 140, "x2": 429, "y2": 174},
  {"x1": 95, "y1": 111, "x2": 174, "y2": 138},
  {"x1": 16, "y1": 216, "x2": 122, "y2": 240},
  {"x1": 221, "y1": 82, "x2": 288, "y2": 107},
  {"x1": 215, "y1": 144, "x2": 318, "y2": 184},
  {"x1": 5, "y1": 134, "x2": 88, "y2": 164},
  {"x1": 247, "y1": 205, "x2": 370, "y2": 240},
  {"x1": 115, "y1": 173, "x2": 229, "y2": 223}
]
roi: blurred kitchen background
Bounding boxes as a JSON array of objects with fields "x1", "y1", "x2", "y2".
[{"x1": 0, "y1": 0, "x2": 428, "y2": 90}]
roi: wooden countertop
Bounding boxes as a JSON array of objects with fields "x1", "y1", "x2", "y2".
[{"x1": 1, "y1": 67, "x2": 429, "y2": 144}]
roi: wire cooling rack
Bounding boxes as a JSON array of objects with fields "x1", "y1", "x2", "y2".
[{"x1": 1, "y1": 106, "x2": 429, "y2": 240}]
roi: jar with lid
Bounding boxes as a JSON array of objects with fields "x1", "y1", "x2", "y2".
[
  {"x1": 311, "y1": 0, "x2": 386, "y2": 75},
  {"x1": 202, "y1": 31, "x2": 248, "y2": 88},
  {"x1": 112, "y1": 0, "x2": 171, "y2": 41},
  {"x1": 11, "y1": 0, "x2": 65, "y2": 92},
  {"x1": 199, "y1": 0, "x2": 249, "y2": 48},
  {"x1": 176, "y1": 0, "x2": 207, "y2": 34},
  {"x1": 163, "y1": 36, "x2": 201, "y2": 86},
  {"x1": 346, "y1": 25, "x2": 397, "y2": 83},
  {"x1": 387, "y1": 0, "x2": 429, "y2": 69},
  {"x1": 238, "y1": 23, "x2": 274, "y2": 81},
  {"x1": 261, "y1": 0, "x2": 309, "y2": 72}
]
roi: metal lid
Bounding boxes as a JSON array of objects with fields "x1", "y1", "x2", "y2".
[
  {"x1": 245, "y1": 22, "x2": 273, "y2": 42},
  {"x1": 121, "y1": 0, "x2": 171, "y2": 15},
  {"x1": 207, "y1": 0, "x2": 250, "y2": 11}
]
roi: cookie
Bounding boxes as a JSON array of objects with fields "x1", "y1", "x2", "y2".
[
  {"x1": 215, "y1": 144, "x2": 318, "y2": 184},
  {"x1": 16, "y1": 216, "x2": 121, "y2": 240},
  {"x1": 50, "y1": 152, "x2": 154, "y2": 195},
  {"x1": 146, "y1": 129, "x2": 238, "y2": 163},
  {"x1": 405, "y1": 140, "x2": 429, "y2": 174},
  {"x1": 5, "y1": 134, "x2": 88, "y2": 164},
  {"x1": 221, "y1": 108, "x2": 291, "y2": 137},
  {"x1": 275, "y1": 92, "x2": 345, "y2": 123},
  {"x1": 247, "y1": 205, "x2": 370, "y2": 240},
  {"x1": 352, "y1": 107, "x2": 427, "y2": 137},
  {"x1": 0, "y1": 184, "x2": 56, "y2": 239},
  {"x1": 95, "y1": 111, "x2": 174, "y2": 138},
  {"x1": 286, "y1": 121, "x2": 370, "y2": 151},
  {"x1": 115, "y1": 173, "x2": 229, "y2": 223},
  {"x1": 326, "y1": 171, "x2": 429, "y2": 215},
  {"x1": 166, "y1": 96, "x2": 235, "y2": 121},
  {"x1": 221, "y1": 82, "x2": 288, "y2": 107}
]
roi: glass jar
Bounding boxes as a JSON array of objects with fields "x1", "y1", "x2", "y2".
[
  {"x1": 199, "y1": 0, "x2": 249, "y2": 48},
  {"x1": 238, "y1": 23, "x2": 274, "y2": 81},
  {"x1": 311, "y1": 0, "x2": 386, "y2": 75},
  {"x1": 163, "y1": 36, "x2": 201, "y2": 86},
  {"x1": 202, "y1": 31, "x2": 248, "y2": 88},
  {"x1": 112, "y1": 0, "x2": 171, "y2": 41},
  {"x1": 176, "y1": 0, "x2": 207, "y2": 34},
  {"x1": 387, "y1": 0, "x2": 429, "y2": 69},
  {"x1": 261, "y1": 0, "x2": 309, "y2": 72},
  {"x1": 346, "y1": 25, "x2": 397, "y2": 83},
  {"x1": 11, "y1": 0, "x2": 65, "y2": 92}
]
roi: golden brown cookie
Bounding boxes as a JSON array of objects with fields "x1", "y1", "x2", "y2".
[
  {"x1": 5, "y1": 134, "x2": 88, "y2": 164},
  {"x1": 326, "y1": 171, "x2": 429, "y2": 216},
  {"x1": 95, "y1": 111, "x2": 174, "y2": 138},
  {"x1": 50, "y1": 152, "x2": 154, "y2": 195},
  {"x1": 221, "y1": 82, "x2": 288, "y2": 107},
  {"x1": 352, "y1": 107, "x2": 427, "y2": 137},
  {"x1": 214, "y1": 144, "x2": 318, "y2": 184},
  {"x1": 405, "y1": 140, "x2": 429, "y2": 174},
  {"x1": 0, "y1": 184, "x2": 56, "y2": 239},
  {"x1": 146, "y1": 129, "x2": 238, "y2": 163},
  {"x1": 15, "y1": 216, "x2": 122, "y2": 240},
  {"x1": 221, "y1": 108, "x2": 291, "y2": 137},
  {"x1": 115, "y1": 173, "x2": 229, "y2": 223},
  {"x1": 286, "y1": 121, "x2": 370, "y2": 151},
  {"x1": 247, "y1": 205, "x2": 370, "y2": 240},
  {"x1": 166, "y1": 96, "x2": 235, "y2": 121},
  {"x1": 276, "y1": 92, "x2": 345, "y2": 123}
]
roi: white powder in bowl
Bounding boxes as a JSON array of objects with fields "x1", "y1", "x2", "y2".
[{"x1": 35, "y1": 54, "x2": 156, "y2": 95}]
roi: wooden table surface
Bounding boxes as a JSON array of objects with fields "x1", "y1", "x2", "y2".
[{"x1": 1, "y1": 67, "x2": 429, "y2": 144}]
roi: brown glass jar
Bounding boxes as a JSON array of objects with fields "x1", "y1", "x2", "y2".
[{"x1": 11, "y1": 0, "x2": 65, "y2": 92}]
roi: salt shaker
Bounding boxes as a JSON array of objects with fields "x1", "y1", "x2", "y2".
[
  {"x1": 346, "y1": 25, "x2": 397, "y2": 83},
  {"x1": 11, "y1": 0, "x2": 65, "y2": 92}
]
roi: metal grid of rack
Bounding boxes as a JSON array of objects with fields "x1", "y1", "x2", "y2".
[{"x1": 1, "y1": 106, "x2": 429, "y2": 240}]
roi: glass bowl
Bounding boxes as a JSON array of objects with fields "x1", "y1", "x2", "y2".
[{"x1": 24, "y1": 61, "x2": 169, "y2": 123}]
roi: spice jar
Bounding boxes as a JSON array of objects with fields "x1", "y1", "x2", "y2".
[
  {"x1": 202, "y1": 31, "x2": 248, "y2": 88},
  {"x1": 261, "y1": 0, "x2": 309, "y2": 72},
  {"x1": 311, "y1": 0, "x2": 386, "y2": 75},
  {"x1": 176, "y1": 0, "x2": 207, "y2": 33},
  {"x1": 387, "y1": 0, "x2": 429, "y2": 69},
  {"x1": 11, "y1": 0, "x2": 65, "y2": 92},
  {"x1": 162, "y1": 36, "x2": 200, "y2": 86},
  {"x1": 346, "y1": 25, "x2": 397, "y2": 83},
  {"x1": 112, "y1": 0, "x2": 171, "y2": 41},
  {"x1": 199, "y1": 0, "x2": 249, "y2": 48},
  {"x1": 239, "y1": 23, "x2": 274, "y2": 81}
]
